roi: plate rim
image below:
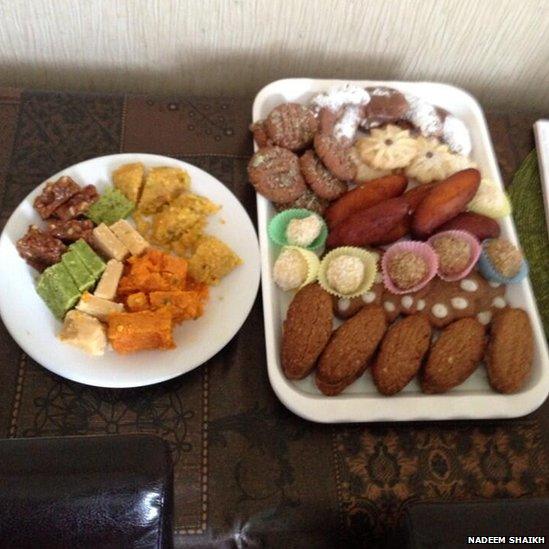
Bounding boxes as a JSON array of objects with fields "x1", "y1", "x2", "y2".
[{"x1": 0, "y1": 152, "x2": 260, "y2": 388}]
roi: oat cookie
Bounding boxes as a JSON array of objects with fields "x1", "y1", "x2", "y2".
[
  {"x1": 421, "y1": 318, "x2": 486, "y2": 393},
  {"x1": 372, "y1": 314, "x2": 432, "y2": 395},
  {"x1": 314, "y1": 133, "x2": 357, "y2": 181},
  {"x1": 316, "y1": 305, "x2": 387, "y2": 395},
  {"x1": 275, "y1": 188, "x2": 329, "y2": 216},
  {"x1": 299, "y1": 150, "x2": 347, "y2": 200},
  {"x1": 486, "y1": 308, "x2": 533, "y2": 393},
  {"x1": 264, "y1": 103, "x2": 318, "y2": 151},
  {"x1": 248, "y1": 146, "x2": 306, "y2": 203},
  {"x1": 281, "y1": 283, "x2": 333, "y2": 380}
]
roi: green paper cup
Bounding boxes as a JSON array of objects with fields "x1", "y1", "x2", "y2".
[{"x1": 268, "y1": 208, "x2": 328, "y2": 252}]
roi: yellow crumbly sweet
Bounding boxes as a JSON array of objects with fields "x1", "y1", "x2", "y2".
[
  {"x1": 188, "y1": 236, "x2": 242, "y2": 285},
  {"x1": 113, "y1": 162, "x2": 145, "y2": 203},
  {"x1": 149, "y1": 193, "x2": 220, "y2": 254},
  {"x1": 138, "y1": 167, "x2": 190, "y2": 214}
]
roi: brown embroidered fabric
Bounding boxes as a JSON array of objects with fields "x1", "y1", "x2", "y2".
[{"x1": 0, "y1": 90, "x2": 547, "y2": 547}]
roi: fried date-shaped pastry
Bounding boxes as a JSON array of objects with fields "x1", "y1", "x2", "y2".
[
  {"x1": 16, "y1": 225, "x2": 66, "y2": 271},
  {"x1": 281, "y1": 283, "x2": 333, "y2": 380},
  {"x1": 372, "y1": 217, "x2": 410, "y2": 245},
  {"x1": 47, "y1": 218, "x2": 94, "y2": 243},
  {"x1": 421, "y1": 318, "x2": 485, "y2": 393},
  {"x1": 412, "y1": 168, "x2": 480, "y2": 238},
  {"x1": 372, "y1": 314, "x2": 431, "y2": 395},
  {"x1": 486, "y1": 308, "x2": 533, "y2": 393},
  {"x1": 326, "y1": 197, "x2": 409, "y2": 248},
  {"x1": 436, "y1": 211, "x2": 501, "y2": 241},
  {"x1": 371, "y1": 183, "x2": 439, "y2": 245},
  {"x1": 316, "y1": 305, "x2": 387, "y2": 395},
  {"x1": 325, "y1": 174, "x2": 407, "y2": 228},
  {"x1": 33, "y1": 176, "x2": 80, "y2": 219},
  {"x1": 51, "y1": 184, "x2": 99, "y2": 220},
  {"x1": 402, "y1": 182, "x2": 438, "y2": 211}
]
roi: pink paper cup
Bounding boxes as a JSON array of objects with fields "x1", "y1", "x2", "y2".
[
  {"x1": 427, "y1": 230, "x2": 481, "y2": 282},
  {"x1": 381, "y1": 240, "x2": 438, "y2": 295}
]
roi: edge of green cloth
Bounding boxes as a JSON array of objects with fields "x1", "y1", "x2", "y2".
[{"x1": 508, "y1": 150, "x2": 549, "y2": 337}]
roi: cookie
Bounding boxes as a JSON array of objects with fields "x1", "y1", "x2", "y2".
[
  {"x1": 250, "y1": 121, "x2": 272, "y2": 148},
  {"x1": 264, "y1": 103, "x2": 318, "y2": 151},
  {"x1": 314, "y1": 133, "x2": 357, "y2": 181},
  {"x1": 356, "y1": 124, "x2": 418, "y2": 170},
  {"x1": 362, "y1": 87, "x2": 409, "y2": 129},
  {"x1": 281, "y1": 283, "x2": 333, "y2": 380},
  {"x1": 486, "y1": 308, "x2": 533, "y2": 393},
  {"x1": 349, "y1": 147, "x2": 392, "y2": 183},
  {"x1": 316, "y1": 305, "x2": 387, "y2": 396},
  {"x1": 248, "y1": 146, "x2": 306, "y2": 203},
  {"x1": 404, "y1": 94, "x2": 444, "y2": 138},
  {"x1": 275, "y1": 188, "x2": 329, "y2": 216},
  {"x1": 404, "y1": 96, "x2": 472, "y2": 156},
  {"x1": 421, "y1": 318, "x2": 486, "y2": 393},
  {"x1": 310, "y1": 84, "x2": 371, "y2": 113},
  {"x1": 380, "y1": 271, "x2": 507, "y2": 328},
  {"x1": 299, "y1": 150, "x2": 347, "y2": 200},
  {"x1": 318, "y1": 105, "x2": 365, "y2": 144},
  {"x1": 372, "y1": 314, "x2": 432, "y2": 395},
  {"x1": 441, "y1": 114, "x2": 472, "y2": 156},
  {"x1": 404, "y1": 136, "x2": 454, "y2": 183}
]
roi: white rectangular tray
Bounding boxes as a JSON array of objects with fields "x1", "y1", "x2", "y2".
[{"x1": 254, "y1": 78, "x2": 549, "y2": 422}]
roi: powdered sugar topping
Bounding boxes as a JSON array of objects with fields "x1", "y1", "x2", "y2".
[
  {"x1": 404, "y1": 94, "x2": 442, "y2": 136},
  {"x1": 370, "y1": 87, "x2": 393, "y2": 97},
  {"x1": 310, "y1": 85, "x2": 371, "y2": 111},
  {"x1": 443, "y1": 115, "x2": 472, "y2": 156},
  {"x1": 334, "y1": 105, "x2": 362, "y2": 142}
]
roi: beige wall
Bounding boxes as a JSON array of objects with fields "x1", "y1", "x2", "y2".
[{"x1": 1, "y1": 0, "x2": 548, "y2": 110}]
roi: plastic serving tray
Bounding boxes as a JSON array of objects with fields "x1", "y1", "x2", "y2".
[{"x1": 254, "y1": 78, "x2": 549, "y2": 423}]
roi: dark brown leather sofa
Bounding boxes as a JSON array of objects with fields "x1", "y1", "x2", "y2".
[{"x1": 0, "y1": 434, "x2": 173, "y2": 549}]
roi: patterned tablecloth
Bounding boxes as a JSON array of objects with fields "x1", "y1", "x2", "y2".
[{"x1": 0, "y1": 89, "x2": 547, "y2": 547}]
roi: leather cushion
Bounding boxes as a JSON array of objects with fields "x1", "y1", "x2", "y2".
[{"x1": 0, "y1": 434, "x2": 173, "y2": 549}]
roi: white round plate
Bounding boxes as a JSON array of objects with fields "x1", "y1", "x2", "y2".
[{"x1": 0, "y1": 153, "x2": 260, "y2": 388}]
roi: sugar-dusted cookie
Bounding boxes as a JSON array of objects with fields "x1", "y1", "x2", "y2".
[{"x1": 362, "y1": 87, "x2": 409, "y2": 129}]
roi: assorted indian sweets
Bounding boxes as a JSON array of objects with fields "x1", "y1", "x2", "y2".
[
  {"x1": 247, "y1": 84, "x2": 534, "y2": 397},
  {"x1": 17, "y1": 164, "x2": 241, "y2": 356}
]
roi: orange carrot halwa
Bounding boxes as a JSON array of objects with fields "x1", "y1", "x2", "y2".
[{"x1": 107, "y1": 249, "x2": 209, "y2": 353}]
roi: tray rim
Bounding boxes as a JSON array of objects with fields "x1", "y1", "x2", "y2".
[{"x1": 254, "y1": 77, "x2": 549, "y2": 423}]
